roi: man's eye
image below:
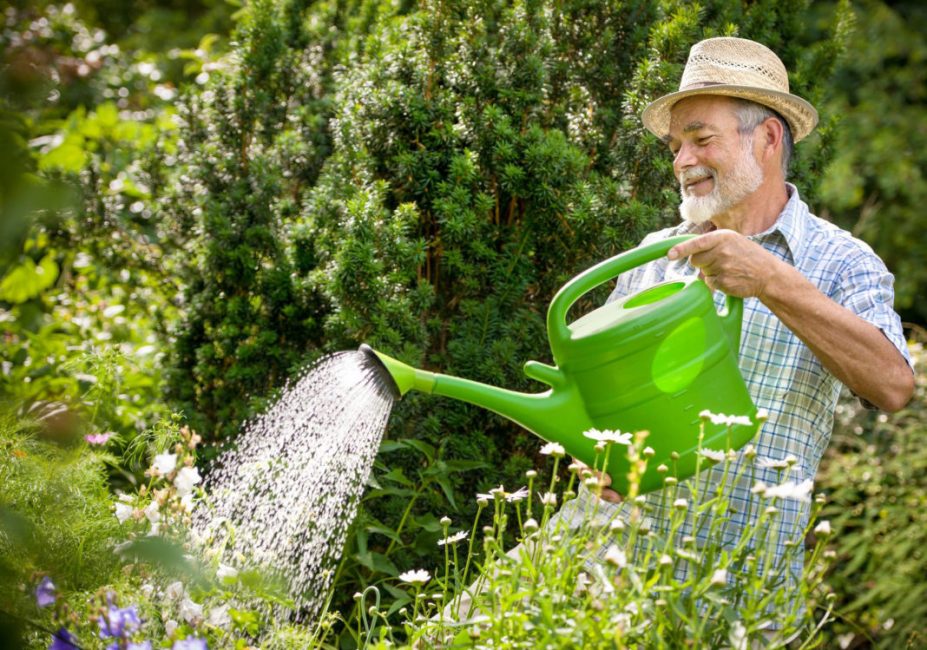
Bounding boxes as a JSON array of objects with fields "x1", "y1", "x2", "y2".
[{"x1": 698, "y1": 136, "x2": 713, "y2": 145}]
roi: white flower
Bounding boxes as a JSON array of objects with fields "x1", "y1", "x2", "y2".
[
  {"x1": 673, "y1": 498, "x2": 688, "y2": 510},
  {"x1": 398, "y1": 569, "x2": 431, "y2": 585},
  {"x1": 437, "y1": 531, "x2": 468, "y2": 546},
  {"x1": 147, "y1": 522, "x2": 160, "y2": 537},
  {"x1": 750, "y1": 481, "x2": 768, "y2": 495},
  {"x1": 763, "y1": 479, "x2": 814, "y2": 503},
  {"x1": 757, "y1": 455, "x2": 795, "y2": 470},
  {"x1": 710, "y1": 569, "x2": 728, "y2": 586},
  {"x1": 505, "y1": 486, "x2": 529, "y2": 503},
  {"x1": 539, "y1": 442, "x2": 565, "y2": 457},
  {"x1": 165, "y1": 581, "x2": 185, "y2": 601},
  {"x1": 152, "y1": 452, "x2": 177, "y2": 476},
  {"x1": 699, "y1": 448, "x2": 726, "y2": 463},
  {"x1": 604, "y1": 545, "x2": 627, "y2": 568},
  {"x1": 217, "y1": 564, "x2": 238, "y2": 581},
  {"x1": 180, "y1": 493, "x2": 196, "y2": 514},
  {"x1": 143, "y1": 501, "x2": 161, "y2": 525},
  {"x1": 174, "y1": 466, "x2": 202, "y2": 497},
  {"x1": 583, "y1": 428, "x2": 633, "y2": 445},
  {"x1": 729, "y1": 621, "x2": 748, "y2": 650},
  {"x1": 813, "y1": 520, "x2": 832, "y2": 536},
  {"x1": 114, "y1": 502, "x2": 134, "y2": 524},
  {"x1": 658, "y1": 554, "x2": 673, "y2": 566},
  {"x1": 756, "y1": 408, "x2": 769, "y2": 420},
  {"x1": 140, "y1": 583, "x2": 155, "y2": 598},
  {"x1": 207, "y1": 603, "x2": 231, "y2": 629},
  {"x1": 179, "y1": 596, "x2": 203, "y2": 624},
  {"x1": 164, "y1": 620, "x2": 178, "y2": 636},
  {"x1": 540, "y1": 491, "x2": 557, "y2": 507},
  {"x1": 699, "y1": 410, "x2": 753, "y2": 427}
]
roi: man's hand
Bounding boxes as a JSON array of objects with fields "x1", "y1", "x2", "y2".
[
  {"x1": 667, "y1": 229, "x2": 782, "y2": 299},
  {"x1": 575, "y1": 460, "x2": 623, "y2": 504}
]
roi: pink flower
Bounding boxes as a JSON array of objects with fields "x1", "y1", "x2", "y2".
[{"x1": 84, "y1": 432, "x2": 113, "y2": 445}]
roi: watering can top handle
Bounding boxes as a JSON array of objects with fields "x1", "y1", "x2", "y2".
[{"x1": 547, "y1": 234, "x2": 743, "y2": 361}]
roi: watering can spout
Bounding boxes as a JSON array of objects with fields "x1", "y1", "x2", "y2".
[{"x1": 359, "y1": 344, "x2": 590, "y2": 450}]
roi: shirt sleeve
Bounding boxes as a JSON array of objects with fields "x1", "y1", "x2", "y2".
[{"x1": 834, "y1": 248, "x2": 913, "y2": 370}]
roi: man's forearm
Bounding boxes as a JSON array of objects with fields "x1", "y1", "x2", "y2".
[{"x1": 759, "y1": 262, "x2": 914, "y2": 412}]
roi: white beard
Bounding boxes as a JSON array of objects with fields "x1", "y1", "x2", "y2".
[{"x1": 678, "y1": 135, "x2": 764, "y2": 225}]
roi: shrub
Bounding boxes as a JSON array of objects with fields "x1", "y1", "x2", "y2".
[{"x1": 817, "y1": 339, "x2": 927, "y2": 649}]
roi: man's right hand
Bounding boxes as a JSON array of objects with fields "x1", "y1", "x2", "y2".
[{"x1": 575, "y1": 459, "x2": 623, "y2": 504}]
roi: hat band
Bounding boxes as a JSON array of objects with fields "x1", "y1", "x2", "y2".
[{"x1": 679, "y1": 81, "x2": 725, "y2": 91}]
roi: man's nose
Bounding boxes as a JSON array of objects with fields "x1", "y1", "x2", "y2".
[{"x1": 673, "y1": 142, "x2": 698, "y2": 173}]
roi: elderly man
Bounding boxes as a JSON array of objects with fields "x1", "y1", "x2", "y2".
[
  {"x1": 446, "y1": 37, "x2": 914, "y2": 637},
  {"x1": 564, "y1": 34, "x2": 914, "y2": 625}
]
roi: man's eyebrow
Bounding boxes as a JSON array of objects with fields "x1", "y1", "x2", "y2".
[{"x1": 662, "y1": 121, "x2": 713, "y2": 144}]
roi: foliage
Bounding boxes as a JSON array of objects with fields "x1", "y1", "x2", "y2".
[
  {"x1": 335, "y1": 422, "x2": 837, "y2": 648},
  {"x1": 816, "y1": 339, "x2": 927, "y2": 649},
  {"x1": 818, "y1": 1, "x2": 927, "y2": 325}
]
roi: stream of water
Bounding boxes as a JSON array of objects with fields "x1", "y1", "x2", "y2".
[{"x1": 193, "y1": 350, "x2": 395, "y2": 621}]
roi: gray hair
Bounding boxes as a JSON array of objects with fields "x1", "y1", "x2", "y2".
[{"x1": 732, "y1": 98, "x2": 793, "y2": 177}]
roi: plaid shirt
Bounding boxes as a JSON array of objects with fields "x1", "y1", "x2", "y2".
[{"x1": 552, "y1": 183, "x2": 912, "y2": 598}]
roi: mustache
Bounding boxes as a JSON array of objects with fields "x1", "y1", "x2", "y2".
[{"x1": 678, "y1": 166, "x2": 716, "y2": 188}]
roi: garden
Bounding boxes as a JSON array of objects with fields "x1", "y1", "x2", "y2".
[{"x1": 1, "y1": 0, "x2": 925, "y2": 648}]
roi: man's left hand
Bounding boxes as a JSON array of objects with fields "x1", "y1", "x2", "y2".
[{"x1": 667, "y1": 229, "x2": 781, "y2": 299}]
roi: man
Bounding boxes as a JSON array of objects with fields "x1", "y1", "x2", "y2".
[
  {"x1": 559, "y1": 34, "x2": 914, "y2": 622},
  {"x1": 446, "y1": 37, "x2": 914, "y2": 635}
]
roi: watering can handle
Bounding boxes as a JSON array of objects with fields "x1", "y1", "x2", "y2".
[{"x1": 547, "y1": 234, "x2": 743, "y2": 363}]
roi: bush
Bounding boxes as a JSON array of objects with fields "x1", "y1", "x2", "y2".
[{"x1": 817, "y1": 339, "x2": 927, "y2": 649}]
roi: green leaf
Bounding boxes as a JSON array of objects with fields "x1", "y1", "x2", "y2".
[{"x1": 0, "y1": 254, "x2": 59, "y2": 303}]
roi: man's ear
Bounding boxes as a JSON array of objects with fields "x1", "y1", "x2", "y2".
[{"x1": 760, "y1": 116, "x2": 784, "y2": 164}]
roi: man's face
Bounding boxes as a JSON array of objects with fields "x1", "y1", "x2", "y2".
[{"x1": 666, "y1": 96, "x2": 764, "y2": 225}]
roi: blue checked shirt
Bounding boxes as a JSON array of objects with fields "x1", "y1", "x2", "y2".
[{"x1": 552, "y1": 183, "x2": 912, "y2": 600}]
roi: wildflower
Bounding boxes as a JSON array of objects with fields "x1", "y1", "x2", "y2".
[
  {"x1": 710, "y1": 569, "x2": 728, "y2": 586},
  {"x1": 114, "y1": 502, "x2": 134, "y2": 524},
  {"x1": 477, "y1": 485, "x2": 507, "y2": 502},
  {"x1": 540, "y1": 492, "x2": 557, "y2": 507},
  {"x1": 523, "y1": 518, "x2": 539, "y2": 533},
  {"x1": 583, "y1": 429, "x2": 633, "y2": 445},
  {"x1": 699, "y1": 410, "x2": 752, "y2": 427},
  {"x1": 658, "y1": 554, "x2": 673, "y2": 567},
  {"x1": 399, "y1": 569, "x2": 431, "y2": 585},
  {"x1": 742, "y1": 443, "x2": 757, "y2": 459},
  {"x1": 151, "y1": 452, "x2": 177, "y2": 476},
  {"x1": 814, "y1": 520, "x2": 832, "y2": 536},
  {"x1": 584, "y1": 477, "x2": 599, "y2": 489},
  {"x1": 729, "y1": 621, "x2": 748, "y2": 650},
  {"x1": 216, "y1": 564, "x2": 238, "y2": 581},
  {"x1": 84, "y1": 432, "x2": 112, "y2": 445},
  {"x1": 750, "y1": 481, "x2": 768, "y2": 495},
  {"x1": 98, "y1": 604, "x2": 142, "y2": 639},
  {"x1": 609, "y1": 519, "x2": 625, "y2": 532},
  {"x1": 763, "y1": 479, "x2": 814, "y2": 503},
  {"x1": 699, "y1": 448, "x2": 726, "y2": 462},
  {"x1": 643, "y1": 446, "x2": 655, "y2": 457},
  {"x1": 757, "y1": 454, "x2": 798, "y2": 470},
  {"x1": 35, "y1": 576, "x2": 56, "y2": 607},
  {"x1": 505, "y1": 486, "x2": 529, "y2": 503},
  {"x1": 673, "y1": 498, "x2": 688, "y2": 510},
  {"x1": 180, "y1": 494, "x2": 196, "y2": 514},
  {"x1": 207, "y1": 603, "x2": 231, "y2": 629},
  {"x1": 567, "y1": 462, "x2": 583, "y2": 474},
  {"x1": 49, "y1": 628, "x2": 80, "y2": 650},
  {"x1": 437, "y1": 531, "x2": 468, "y2": 546},
  {"x1": 604, "y1": 545, "x2": 626, "y2": 568},
  {"x1": 143, "y1": 502, "x2": 161, "y2": 526},
  {"x1": 165, "y1": 581, "x2": 184, "y2": 601},
  {"x1": 539, "y1": 441, "x2": 565, "y2": 457},
  {"x1": 439, "y1": 515, "x2": 452, "y2": 527},
  {"x1": 525, "y1": 469, "x2": 537, "y2": 479},
  {"x1": 179, "y1": 596, "x2": 204, "y2": 624},
  {"x1": 174, "y1": 466, "x2": 202, "y2": 497},
  {"x1": 656, "y1": 463, "x2": 669, "y2": 473},
  {"x1": 172, "y1": 639, "x2": 208, "y2": 650},
  {"x1": 756, "y1": 408, "x2": 769, "y2": 420}
]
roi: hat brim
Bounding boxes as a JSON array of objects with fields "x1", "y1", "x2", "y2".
[{"x1": 642, "y1": 85, "x2": 819, "y2": 143}]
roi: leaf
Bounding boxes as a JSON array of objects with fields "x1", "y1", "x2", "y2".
[
  {"x1": 38, "y1": 135, "x2": 87, "y2": 173},
  {"x1": 354, "y1": 551, "x2": 398, "y2": 577},
  {"x1": 0, "y1": 254, "x2": 59, "y2": 303}
]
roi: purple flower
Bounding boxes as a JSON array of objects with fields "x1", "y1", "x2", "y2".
[
  {"x1": 107, "y1": 643, "x2": 152, "y2": 650},
  {"x1": 172, "y1": 638, "x2": 208, "y2": 650},
  {"x1": 98, "y1": 604, "x2": 141, "y2": 639},
  {"x1": 35, "y1": 576, "x2": 56, "y2": 608},
  {"x1": 49, "y1": 628, "x2": 79, "y2": 650},
  {"x1": 84, "y1": 432, "x2": 113, "y2": 445}
]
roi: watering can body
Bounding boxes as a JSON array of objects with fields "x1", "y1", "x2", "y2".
[{"x1": 363, "y1": 235, "x2": 759, "y2": 495}]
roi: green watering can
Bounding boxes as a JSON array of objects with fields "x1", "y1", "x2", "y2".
[{"x1": 361, "y1": 235, "x2": 759, "y2": 495}]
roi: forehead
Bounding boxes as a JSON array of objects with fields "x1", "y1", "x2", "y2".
[{"x1": 667, "y1": 95, "x2": 740, "y2": 137}]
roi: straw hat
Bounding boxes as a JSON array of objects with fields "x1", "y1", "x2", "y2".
[{"x1": 641, "y1": 37, "x2": 818, "y2": 142}]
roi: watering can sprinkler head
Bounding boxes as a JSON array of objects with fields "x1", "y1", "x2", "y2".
[
  {"x1": 359, "y1": 344, "x2": 436, "y2": 400},
  {"x1": 360, "y1": 234, "x2": 759, "y2": 495}
]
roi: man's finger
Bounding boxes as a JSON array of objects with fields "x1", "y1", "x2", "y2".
[{"x1": 667, "y1": 231, "x2": 720, "y2": 260}]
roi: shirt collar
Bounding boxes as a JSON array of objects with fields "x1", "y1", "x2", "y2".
[{"x1": 673, "y1": 182, "x2": 809, "y2": 264}]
